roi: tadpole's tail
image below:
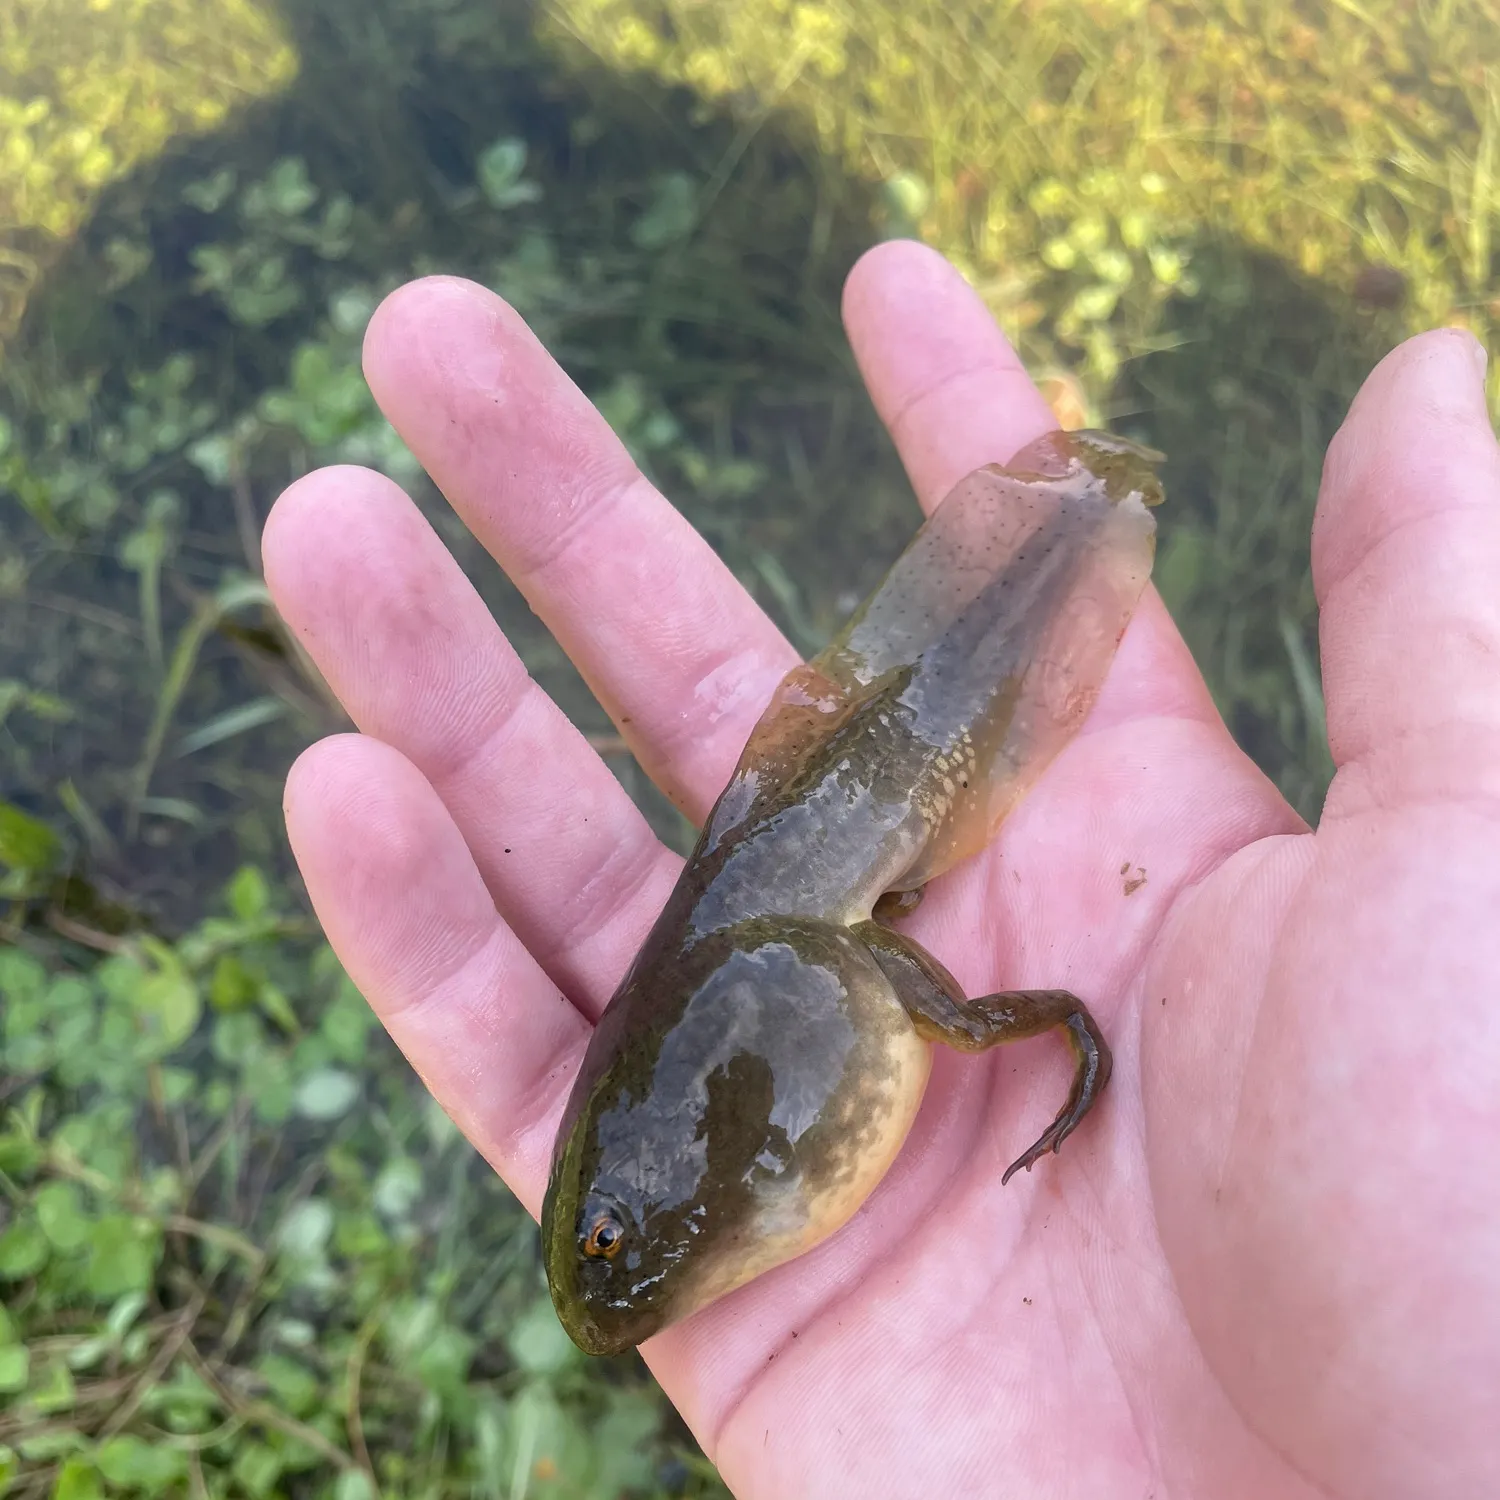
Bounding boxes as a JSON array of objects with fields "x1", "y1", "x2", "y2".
[{"x1": 897, "y1": 494, "x2": 1101, "y2": 748}]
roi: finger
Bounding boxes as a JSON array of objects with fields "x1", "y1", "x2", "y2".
[
  {"x1": 264, "y1": 466, "x2": 679, "y2": 1012},
  {"x1": 361, "y1": 277, "x2": 797, "y2": 821},
  {"x1": 1312, "y1": 329, "x2": 1500, "y2": 781},
  {"x1": 283, "y1": 732, "x2": 584, "y2": 1214},
  {"x1": 842, "y1": 238, "x2": 1060, "y2": 507},
  {"x1": 842, "y1": 240, "x2": 1220, "y2": 732},
  {"x1": 844, "y1": 242, "x2": 1301, "y2": 1015}
]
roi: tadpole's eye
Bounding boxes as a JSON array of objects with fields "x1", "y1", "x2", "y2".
[{"x1": 583, "y1": 1211, "x2": 625, "y2": 1260}]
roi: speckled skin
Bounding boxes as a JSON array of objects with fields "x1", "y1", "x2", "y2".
[{"x1": 542, "y1": 430, "x2": 1164, "y2": 1356}]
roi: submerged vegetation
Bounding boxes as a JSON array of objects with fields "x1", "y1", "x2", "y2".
[{"x1": 2, "y1": 0, "x2": 1498, "y2": 1493}]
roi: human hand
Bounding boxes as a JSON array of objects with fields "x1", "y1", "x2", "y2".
[{"x1": 263, "y1": 241, "x2": 1500, "y2": 1500}]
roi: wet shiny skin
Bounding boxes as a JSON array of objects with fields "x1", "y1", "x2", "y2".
[{"x1": 543, "y1": 430, "x2": 1164, "y2": 1355}]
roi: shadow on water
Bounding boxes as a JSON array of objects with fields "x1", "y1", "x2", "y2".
[
  {"x1": 4, "y1": 0, "x2": 1404, "y2": 934},
  {"x1": 4, "y1": 0, "x2": 901, "y2": 930}
]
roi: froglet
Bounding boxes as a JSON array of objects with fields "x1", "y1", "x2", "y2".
[{"x1": 543, "y1": 429, "x2": 1164, "y2": 1355}]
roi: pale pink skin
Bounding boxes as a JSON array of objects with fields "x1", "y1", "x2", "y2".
[{"x1": 263, "y1": 241, "x2": 1500, "y2": 1500}]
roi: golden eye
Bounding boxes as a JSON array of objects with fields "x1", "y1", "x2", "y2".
[{"x1": 583, "y1": 1212, "x2": 624, "y2": 1260}]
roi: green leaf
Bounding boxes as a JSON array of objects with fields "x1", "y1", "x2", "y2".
[
  {"x1": 181, "y1": 166, "x2": 237, "y2": 212},
  {"x1": 0, "y1": 1444, "x2": 16, "y2": 1497},
  {"x1": 293, "y1": 1067, "x2": 359, "y2": 1120},
  {"x1": 592, "y1": 1388, "x2": 663, "y2": 1492},
  {"x1": 17, "y1": 1428, "x2": 85, "y2": 1464},
  {"x1": 129, "y1": 942, "x2": 201, "y2": 1058},
  {"x1": 881, "y1": 169, "x2": 931, "y2": 223},
  {"x1": 35, "y1": 1180, "x2": 92, "y2": 1251},
  {"x1": 372, "y1": 1156, "x2": 422, "y2": 1221},
  {"x1": 0, "y1": 1218, "x2": 48, "y2": 1279},
  {"x1": 0, "y1": 1345, "x2": 28, "y2": 1393},
  {"x1": 212, "y1": 1009, "x2": 264, "y2": 1062},
  {"x1": 226, "y1": 864, "x2": 271, "y2": 921},
  {"x1": 173, "y1": 696, "x2": 287, "y2": 758},
  {"x1": 630, "y1": 173, "x2": 696, "y2": 249},
  {"x1": 64, "y1": 1338, "x2": 110, "y2": 1373},
  {"x1": 0, "y1": 1129, "x2": 39, "y2": 1178},
  {"x1": 209, "y1": 954, "x2": 257, "y2": 1013},
  {"x1": 27, "y1": 1358, "x2": 76, "y2": 1414},
  {"x1": 477, "y1": 137, "x2": 541, "y2": 209},
  {"x1": 381, "y1": 1297, "x2": 438, "y2": 1364},
  {"x1": 319, "y1": 983, "x2": 374, "y2": 1063},
  {"x1": 257, "y1": 982, "x2": 300, "y2": 1036},
  {"x1": 157, "y1": 1066, "x2": 194, "y2": 1105},
  {"x1": 0, "y1": 948, "x2": 47, "y2": 1004},
  {"x1": 505, "y1": 1384, "x2": 590, "y2": 1494},
  {"x1": 415, "y1": 1323, "x2": 475, "y2": 1399},
  {"x1": 275, "y1": 1199, "x2": 334, "y2": 1260},
  {"x1": 0, "y1": 801, "x2": 61, "y2": 874},
  {"x1": 105, "y1": 1290, "x2": 149, "y2": 1341},
  {"x1": 230, "y1": 1441, "x2": 282, "y2": 1499},
  {"x1": 84, "y1": 1216, "x2": 158, "y2": 1300},
  {"x1": 139, "y1": 1362, "x2": 218, "y2": 1436},
  {"x1": 333, "y1": 1471, "x2": 374, "y2": 1500},
  {"x1": 96, "y1": 1436, "x2": 186, "y2": 1493},
  {"x1": 254, "y1": 1353, "x2": 320, "y2": 1417},
  {"x1": 506, "y1": 1297, "x2": 580, "y2": 1378},
  {"x1": 51, "y1": 1457, "x2": 101, "y2": 1500}
]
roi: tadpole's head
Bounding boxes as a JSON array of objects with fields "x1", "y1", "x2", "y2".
[
  {"x1": 540, "y1": 922, "x2": 917, "y2": 1357},
  {"x1": 541, "y1": 1134, "x2": 662, "y2": 1357},
  {"x1": 539, "y1": 940, "x2": 790, "y2": 1360},
  {"x1": 1012, "y1": 427, "x2": 1167, "y2": 509}
]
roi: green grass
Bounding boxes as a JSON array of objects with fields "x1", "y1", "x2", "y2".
[
  {"x1": 0, "y1": 865, "x2": 726, "y2": 1500},
  {"x1": 2, "y1": 0, "x2": 1498, "y2": 1494}
]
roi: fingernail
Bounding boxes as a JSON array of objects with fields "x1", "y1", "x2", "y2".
[{"x1": 1471, "y1": 334, "x2": 1489, "y2": 386}]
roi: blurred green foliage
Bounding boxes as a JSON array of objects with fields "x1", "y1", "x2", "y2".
[
  {"x1": 0, "y1": 0, "x2": 296, "y2": 338},
  {"x1": 0, "y1": 864, "x2": 724, "y2": 1499},
  {"x1": 2, "y1": 0, "x2": 1498, "y2": 1494}
]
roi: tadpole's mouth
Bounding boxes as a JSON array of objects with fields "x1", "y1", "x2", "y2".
[{"x1": 556, "y1": 1298, "x2": 664, "y2": 1358}]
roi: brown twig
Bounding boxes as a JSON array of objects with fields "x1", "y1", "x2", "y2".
[
  {"x1": 345, "y1": 1313, "x2": 383, "y2": 1499},
  {"x1": 45, "y1": 909, "x2": 133, "y2": 954},
  {"x1": 0, "y1": 1068, "x2": 39, "y2": 1109},
  {"x1": 163, "y1": 1215, "x2": 266, "y2": 1272},
  {"x1": 98, "y1": 1289, "x2": 206, "y2": 1441},
  {"x1": 185, "y1": 1096, "x2": 250, "y2": 1195},
  {"x1": 0, "y1": 1384, "x2": 131, "y2": 1444},
  {"x1": 181, "y1": 1340, "x2": 358, "y2": 1473},
  {"x1": 229, "y1": 464, "x2": 263, "y2": 581},
  {"x1": 188, "y1": 1448, "x2": 211, "y2": 1500},
  {"x1": 140, "y1": 1412, "x2": 245, "y2": 1453},
  {"x1": 30, "y1": 590, "x2": 142, "y2": 638}
]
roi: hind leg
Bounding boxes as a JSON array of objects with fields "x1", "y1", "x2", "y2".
[{"x1": 852, "y1": 920, "x2": 1112, "y2": 1185}]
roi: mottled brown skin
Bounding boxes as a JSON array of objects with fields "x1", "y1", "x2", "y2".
[{"x1": 543, "y1": 430, "x2": 1164, "y2": 1356}]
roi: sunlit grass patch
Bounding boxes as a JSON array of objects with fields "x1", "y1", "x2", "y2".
[{"x1": 0, "y1": 0, "x2": 297, "y2": 343}]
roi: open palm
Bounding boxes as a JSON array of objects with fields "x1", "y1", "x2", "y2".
[{"x1": 264, "y1": 242, "x2": 1500, "y2": 1500}]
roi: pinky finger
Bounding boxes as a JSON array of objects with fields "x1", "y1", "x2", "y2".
[{"x1": 283, "y1": 734, "x2": 588, "y2": 1216}]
